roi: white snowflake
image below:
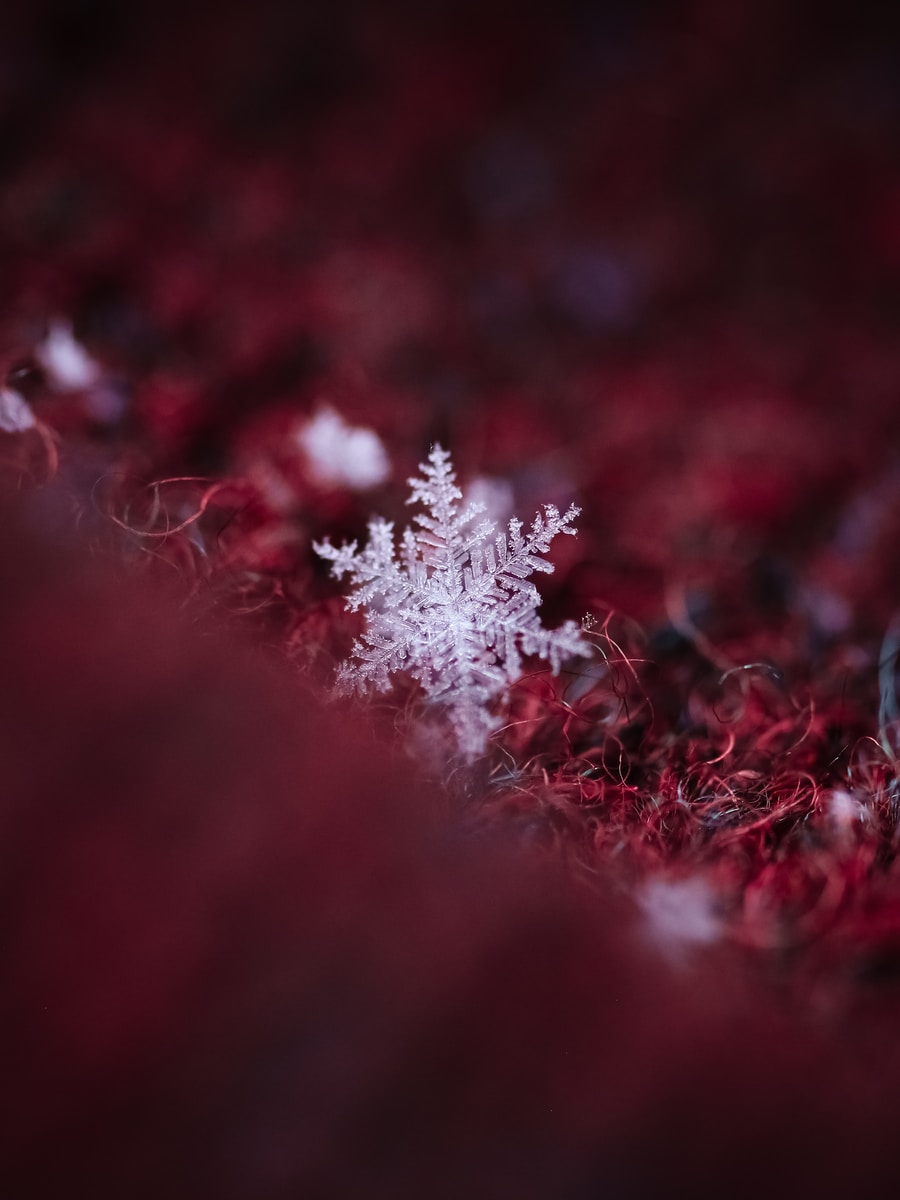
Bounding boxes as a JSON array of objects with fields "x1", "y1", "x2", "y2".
[
  {"x1": 36, "y1": 320, "x2": 102, "y2": 392},
  {"x1": 298, "y1": 406, "x2": 390, "y2": 490},
  {"x1": 314, "y1": 444, "x2": 590, "y2": 758},
  {"x1": 637, "y1": 877, "x2": 722, "y2": 960},
  {"x1": 0, "y1": 387, "x2": 36, "y2": 433}
]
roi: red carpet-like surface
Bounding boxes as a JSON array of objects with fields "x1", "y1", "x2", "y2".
[{"x1": 3, "y1": 2, "x2": 900, "y2": 1195}]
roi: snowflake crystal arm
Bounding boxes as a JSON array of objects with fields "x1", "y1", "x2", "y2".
[{"x1": 314, "y1": 445, "x2": 591, "y2": 758}]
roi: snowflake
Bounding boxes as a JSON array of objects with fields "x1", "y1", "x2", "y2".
[
  {"x1": 314, "y1": 444, "x2": 590, "y2": 758},
  {"x1": 298, "y1": 405, "x2": 390, "y2": 490},
  {"x1": 36, "y1": 320, "x2": 102, "y2": 392},
  {"x1": 0, "y1": 387, "x2": 35, "y2": 433}
]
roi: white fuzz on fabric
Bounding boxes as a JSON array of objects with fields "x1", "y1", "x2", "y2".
[{"x1": 315, "y1": 444, "x2": 590, "y2": 758}]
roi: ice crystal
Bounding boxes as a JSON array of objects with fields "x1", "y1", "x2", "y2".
[
  {"x1": 314, "y1": 445, "x2": 590, "y2": 758},
  {"x1": 298, "y1": 405, "x2": 390, "y2": 490},
  {"x1": 36, "y1": 320, "x2": 101, "y2": 392},
  {"x1": 0, "y1": 387, "x2": 36, "y2": 433}
]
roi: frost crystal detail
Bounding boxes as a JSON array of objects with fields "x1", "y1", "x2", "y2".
[{"x1": 314, "y1": 445, "x2": 590, "y2": 758}]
